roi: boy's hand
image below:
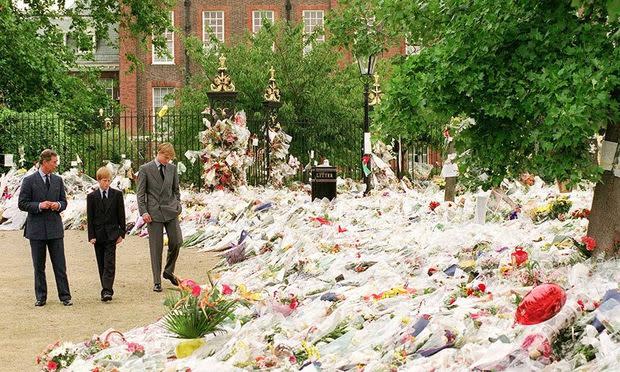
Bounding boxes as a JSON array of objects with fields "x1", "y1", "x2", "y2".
[
  {"x1": 116, "y1": 236, "x2": 123, "y2": 245},
  {"x1": 142, "y1": 213, "x2": 152, "y2": 223},
  {"x1": 89, "y1": 239, "x2": 96, "y2": 244}
]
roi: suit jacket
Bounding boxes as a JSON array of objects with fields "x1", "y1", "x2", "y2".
[
  {"x1": 136, "y1": 161, "x2": 182, "y2": 223},
  {"x1": 18, "y1": 172, "x2": 67, "y2": 240},
  {"x1": 87, "y1": 188, "x2": 126, "y2": 242}
]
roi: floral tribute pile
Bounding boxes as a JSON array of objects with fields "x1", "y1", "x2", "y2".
[
  {"x1": 33, "y1": 178, "x2": 620, "y2": 371},
  {"x1": 195, "y1": 111, "x2": 253, "y2": 191},
  {"x1": 267, "y1": 122, "x2": 300, "y2": 188}
]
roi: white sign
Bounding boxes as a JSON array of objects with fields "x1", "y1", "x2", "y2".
[
  {"x1": 2, "y1": 154, "x2": 14, "y2": 167},
  {"x1": 600, "y1": 141, "x2": 618, "y2": 171},
  {"x1": 252, "y1": 138, "x2": 259, "y2": 146},
  {"x1": 363, "y1": 133, "x2": 372, "y2": 154},
  {"x1": 441, "y1": 163, "x2": 459, "y2": 178}
]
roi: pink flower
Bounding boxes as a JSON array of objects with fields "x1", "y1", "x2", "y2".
[
  {"x1": 191, "y1": 285, "x2": 201, "y2": 297},
  {"x1": 581, "y1": 236, "x2": 597, "y2": 251},
  {"x1": 47, "y1": 360, "x2": 58, "y2": 371},
  {"x1": 222, "y1": 284, "x2": 233, "y2": 295},
  {"x1": 181, "y1": 279, "x2": 197, "y2": 288},
  {"x1": 127, "y1": 342, "x2": 145, "y2": 356}
]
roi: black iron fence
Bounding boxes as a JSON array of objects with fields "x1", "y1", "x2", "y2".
[
  {"x1": 0, "y1": 110, "x2": 385, "y2": 188},
  {"x1": 0, "y1": 110, "x2": 437, "y2": 188}
]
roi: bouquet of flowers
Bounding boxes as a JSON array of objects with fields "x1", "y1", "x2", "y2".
[
  {"x1": 36, "y1": 341, "x2": 77, "y2": 371},
  {"x1": 195, "y1": 111, "x2": 252, "y2": 191},
  {"x1": 268, "y1": 123, "x2": 300, "y2": 187},
  {"x1": 530, "y1": 195, "x2": 572, "y2": 223},
  {"x1": 162, "y1": 277, "x2": 245, "y2": 339}
]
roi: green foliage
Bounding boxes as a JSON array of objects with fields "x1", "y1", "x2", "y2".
[
  {"x1": 340, "y1": 0, "x2": 620, "y2": 189},
  {"x1": 163, "y1": 283, "x2": 243, "y2": 339},
  {"x1": 0, "y1": 0, "x2": 173, "y2": 116},
  {"x1": 180, "y1": 20, "x2": 365, "y2": 175}
]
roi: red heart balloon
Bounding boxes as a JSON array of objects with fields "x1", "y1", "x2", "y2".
[{"x1": 516, "y1": 284, "x2": 566, "y2": 325}]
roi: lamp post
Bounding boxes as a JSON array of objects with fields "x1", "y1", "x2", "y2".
[{"x1": 356, "y1": 54, "x2": 377, "y2": 196}]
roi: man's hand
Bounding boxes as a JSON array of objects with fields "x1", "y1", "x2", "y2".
[
  {"x1": 142, "y1": 213, "x2": 152, "y2": 224},
  {"x1": 39, "y1": 201, "x2": 51, "y2": 210},
  {"x1": 89, "y1": 239, "x2": 96, "y2": 244},
  {"x1": 49, "y1": 202, "x2": 61, "y2": 211},
  {"x1": 116, "y1": 236, "x2": 123, "y2": 245}
]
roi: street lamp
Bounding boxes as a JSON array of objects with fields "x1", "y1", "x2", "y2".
[{"x1": 356, "y1": 53, "x2": 377, "y2": 196}]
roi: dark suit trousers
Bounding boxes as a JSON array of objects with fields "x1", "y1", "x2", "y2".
[
  {"x1": 147, "y1": 219, "x2": 182, "y2": 284},
  {"x1": 30, "y1": 239, "x2": 71, "y2": 302},
  {"x1": 94, "y1": 240, "x2": 116, "y2": 296}
]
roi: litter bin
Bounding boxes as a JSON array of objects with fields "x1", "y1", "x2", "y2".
[{"x1": 311, "y1": 166, "x2": 337, "y2": 201}]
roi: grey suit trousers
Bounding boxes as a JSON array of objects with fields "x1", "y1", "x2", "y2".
[{"x1": 148, "y1": 218, "x2": 182, "y2": 284}]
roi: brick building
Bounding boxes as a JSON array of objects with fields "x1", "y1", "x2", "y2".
[{"x1": 118, "y1": 0, "x2": 408, "y2": 114}]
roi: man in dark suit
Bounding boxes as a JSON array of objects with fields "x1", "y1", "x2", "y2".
[
  {"x1": 18, "y1": 149, "x2": 72, "y2": 307},
  {"x1": 137, "y1": 142, "x2": 183, "y2": 292},
  {"x1": 87, "y1": 166, "x2": 126, "y2": 302}
]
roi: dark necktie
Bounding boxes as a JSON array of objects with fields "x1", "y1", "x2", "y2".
[
  {"x1": 45, "y1": 174, "x2": 50, "y2": 190},
  {"x1": 103, "y1": 190, "x2": 107, "y2": 199},
  {"x1": 159, "y1": 164, "x2": 165, "y2": 180}
]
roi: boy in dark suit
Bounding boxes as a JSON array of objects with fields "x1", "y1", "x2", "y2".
[{"x1": 87, "y1": 166, "x2": 126, "y2": 302}]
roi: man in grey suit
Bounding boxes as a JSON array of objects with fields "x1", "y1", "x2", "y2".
[
  {"x1": 137, "y1": 143, "x2": 183, "y2": 292},
  {"x1": 18, "y1": 149, "x2": 72, "y2": 306}
]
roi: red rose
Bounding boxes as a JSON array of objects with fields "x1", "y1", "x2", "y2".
[
  {"x1": 222, "y1": 284, "x2": 233, "y2": 295},
  {"x1": 47, "y1": 360, "x2": 58, "y2": 371},
  {"x1": 478, "y1": 283, "x2": 486, "y2": 292},
  {"x1": 581, "y1": 236, "x2": 597, "y2": 251}
]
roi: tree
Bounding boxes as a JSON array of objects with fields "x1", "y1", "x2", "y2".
[
  {"x1": 179, "y1": 20, "x2": 366, "y2": 177},
  {"x1": 360, "y1": 0, "x2": 620, "y2": 255},
  {"x1": 0, "y1": 0, "x2": 173, "y2": 121}
]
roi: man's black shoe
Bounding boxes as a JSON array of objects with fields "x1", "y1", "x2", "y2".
[
  {"x1": 163, "y1": 272, "x2": 179, "y2": 286},
  {"x1": 153, "y1": 284, "x2": 163, "y2": 292},
  {"x1": 101, "y1": 294, "x2": 113, "y2": 302},
  {"x1": 35, "y1": 300, "x2": 46, "y2": 307},
  {"x1": 62, "y1": 300, "x2": 73, "y2": 306}
]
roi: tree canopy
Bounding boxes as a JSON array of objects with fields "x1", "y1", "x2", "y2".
[{"x1": 0, "y1": 0, "x2": 173, "y2": 119}]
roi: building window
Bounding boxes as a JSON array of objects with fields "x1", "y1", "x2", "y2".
[
  {"x1": 302, "y1": 10, "x2": 325, "y2": 54},
  {"x1": 252, "y1": 10, "x2": 274, "y2": 33},
  {"x1": 203, "y1": 11, "x2": 225, "y2": 50},
  {"x1": 102, "y1": 79, "x2": 118, "y2": 101},
  {"x1": 152, "y1": 87, "x2": 175, "y2": 115},
  {"x1": 152, "y1": 11, "x2": 175, "y2": 65}
]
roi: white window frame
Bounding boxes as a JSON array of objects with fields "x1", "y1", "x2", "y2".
[
  {"x1": 302, "y1": 10, "x2": 325, "y2": 54},
  {"x1": 252, "y1": 10, "x2": 274, "y2": 34},
  {"x1": 152, "y1": 87, "x2": 176, "y2": 116},
  {"x1": 102, "y1": 78, "x2": 117, "y2": 100},
  {"x1": 152, "y1": 11, "x2": 175, "y2": 65},
  {"x1": 203, "y1": 11, "x2": 225, "y2": 50}
]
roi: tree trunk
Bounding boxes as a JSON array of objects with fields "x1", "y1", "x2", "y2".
[
  {"x1": 587, "y1": 122, "x2": 620, "y2": 257},
  {"x1": 444, "y1": 141, "x2": 457, "y2": 202}
]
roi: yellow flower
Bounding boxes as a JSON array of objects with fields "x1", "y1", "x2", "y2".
[
  {"x1": 301, "y1": 341, "x2": 320, "y2": 360},
  {"x1": 237, "y1": 284, "x2": 262, "y2": 301}
]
